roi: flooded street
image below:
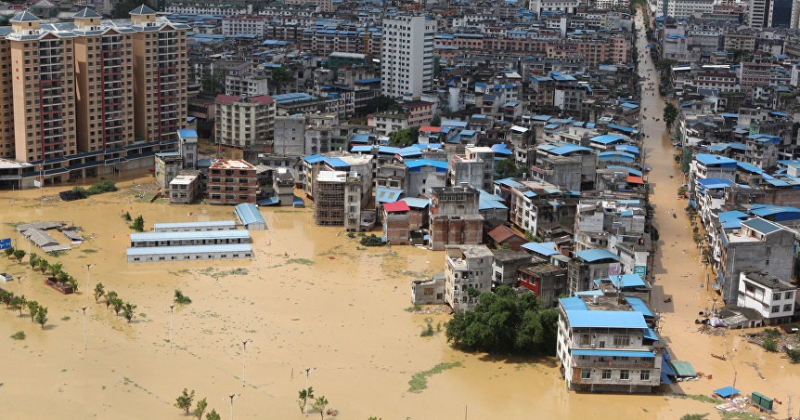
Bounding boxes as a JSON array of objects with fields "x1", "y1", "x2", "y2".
[{"x1": 0, "y1": 10, "x2": 797, "y2": 420}]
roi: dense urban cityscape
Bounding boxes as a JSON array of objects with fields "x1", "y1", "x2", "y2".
[{"x1": 0, "y1": 0, "x2": 799, "y2": 418}]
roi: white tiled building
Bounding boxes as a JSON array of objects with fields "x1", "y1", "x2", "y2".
[
  {"x1": 381, "y1": 16, "x2": 436, "y2": 100},
  {"x1": 737, "y1": 269, "x2": 796, "y2": 325}
]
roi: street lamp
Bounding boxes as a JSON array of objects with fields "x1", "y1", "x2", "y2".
[
  {"x1": 303, "y1": 367, "x2": 316, "y2": 416},
  {"x1": 85, "y1": 264, "x2": 95, "y2": 302},
  {"x1": 17, "y1": 275, "x2": 26, "y2": 296},
  {"x1": 226, "y1": 392, "x2": 241, "y2": 420},
  {"x1": 80, "y1": 306, "x2": 88, "y2": 350},
  {"x1": 241, "y1": 339, "x2": 252, "y2": 387},
  {"x1": 169, "y1": 304, "x2": 175, "y2": 348}
]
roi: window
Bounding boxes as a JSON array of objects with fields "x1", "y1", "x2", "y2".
[
  {"x1": 640, "y1": 370, "x2": 650, "y2": 381},
  {"x1": 602, "y1": 370, "x2": 611, "y2": 379},
  {"x1": 581, "y1": 335, "x2": 590, "y2": 345},
  {"x1": 620, "y1": 370, "x2": 630, "y2": 380},
  {"x1": 613, "y1": 335, "x2": 627, "y2": 346},
  {"x1": 580, "y1": 370, "x2": 591, "y2": 379},
  {"x1": 784, "y1": 304, "x2": 793, "y2": 312},
  {"x1": 772, "y1": 306, "x2": 780, "y2": 313},
  {"x1": 786, "y1": 292, "x2": 794, "y2": 300},
  {"x1": 773, "y1": 293, "x2": 781, "y2": 301}
]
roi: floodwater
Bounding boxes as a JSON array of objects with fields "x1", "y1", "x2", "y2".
[{"x1": 0, "y1": 13, "x2": 798, "y2": 420}]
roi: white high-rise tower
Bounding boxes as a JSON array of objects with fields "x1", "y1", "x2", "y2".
[{"x1": 380, "y1": 15, "x2": 436, "y2": 100}]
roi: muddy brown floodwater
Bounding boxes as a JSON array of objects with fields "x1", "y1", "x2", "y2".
[{"x1": 1, "y1": 13, "x2": 798, "y2": 420}]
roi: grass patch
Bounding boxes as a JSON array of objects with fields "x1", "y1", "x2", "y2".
[
  {"x1": 81, "y1": 249, "x2": 98, "y2": 254},
  {"x1": 211, "y1": 268, "x2": 249, "y2": 278},
  {"x1": 668, "y1": 394, "x2": 723, "y2": 404},
  {"x1": 287, "y1": 258, "x2": 314, "y2": 266},
  {"x1": 61, "y1": 316, "x2": 71, "y2": 321},
  {"x1": 721, "y1": 412, "x2": 762, "y2": 420},
  {"x1": 408, "y1": 362, "x2": 462, "y2": 393},
  {"x1": 11, "y1": 331, "x2": 25, "y2": 340}
]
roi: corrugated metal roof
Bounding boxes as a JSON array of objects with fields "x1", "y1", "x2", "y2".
[
  {"x1": 559, "y1": 297, "x2": 588, "y2": 311},
  {"x1": 567, "y1": 311, "x2": 647, "y2": 329},
  {"x1": 153, "y1": 221, "x2": 236, "y2": 230},
  {"x1": 742, "y1": 218, "x2": 781, "y2": 234},
  {"x1": 401, "y1": 197, "x2": 430, "y2": 208},
  {"x1": 130, "y1": 230, "x2": 250, "y2": 242},
  {"x1": 235, "y1": 203, "x2": 266, "y2": 226},
  {"x1": 127, "y1": 244, "x2": 252, "y2": 256},
  {"x1": 627, "y1": 297, "x2": 653, "y2": 317},
  {"x1": 376, "y1": 187, "x2": 403, "y2": 203},
  {"x1": 572, "y1": 349, "x2": 655, "y2": 358},
  {"x1": 574, "y1": 249, "x2": 619, "y2": 263},
  {"x1": 594, "y1": 273, "x2": 646, "y2": 288},
  {"x1": 522, "y1": 242, "x2": 559, "y2": 256}
]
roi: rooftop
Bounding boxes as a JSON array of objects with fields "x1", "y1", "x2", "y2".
[
  {"x1": 210, "y1": 159, "x2": 255, "y2": 170},
  {"x1": 130, "y1": 230, "x2": 250, "y2": 242},
  {"x1": 741, "y1": 268, "x2": 794, "y2": 291}
]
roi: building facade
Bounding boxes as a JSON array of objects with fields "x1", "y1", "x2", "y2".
[
  {"x1": 208, "y1": 159, "x2": 257, "y2": 205},
  {"x1": 444, "y1": 245, "x2": 493, "y2": 312},
  {"x1": 381, "y1": 16, "x2": 436, "y2": 100},
  {"x1": 215, "y1": 94, "x2": 276, "y2": 150}
]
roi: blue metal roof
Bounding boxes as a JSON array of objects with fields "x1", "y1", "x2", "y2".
[
  {"x1": 324, "y1": 157, "x2": 349, "y2": 168},
  {"x1": 350, "y1": 133, "x2": 371, "y2": 144},
  {"x1": 594, "y1": 273, "x2": 646, "y2": 288},
  {"x1": 718, "y1": 210, "x2": 748, "y2": 223},
  {"x1": 598, "y1": 151, "x2": 635, "y2": 162},
  {"x1": 749, "y1": 204, "x2": 800, "y2": 220},
  {"x1": 153, "y1": 221, "x2": 236, "y2": 230},
  {"x1": 495, "y1": 177, "x2": 523, "y2": 188},
  {"x1": 574, "y1": 249, "x2": 619, "y2": 263},
  {"x1": 695, "y1": 154, "x2": 736, "y2": 168},
  {"x1": 546, "y1": 145, "x2": 593, "y2": 155},
  {"x1": 590, "y1": 134, "x2": 627, "y2": 144},
  {"x1": 560, "y1": 297, "x2": 588, "y2": 311},
  {"x1": 234, "y1": 203, "x2": 266, "y2": 226},
  {"x1": 742, "y1": 218, "x2": 781, "y2": 234},
  {"x1": 178, "y1": 129, "x2": 198, "y2": 139},
  {"x1": 607, "y1": 123, "x2": 636, "y2": 134},
  {"x1": 627, "y1": 297, "x2": 653, "y2": 317},
  {"x1": 522, "y1": 242, "x2": 559, "y2": 256},
  {"x1": 572, "y1": 349, "x2": 655, "y2": 358},
  {"x1": 401, "y1": 197, "x2": 430, "y2": 208},
  {"x1": 566, "y1": 311, "x2": 647, "y2": 329},
  {"x1": 621, "y1": 102, "x2": 638, "y2": 109},
  {"x1": 376, "y1": 187, "x2": 403, "y2": 203},
  {"x1": 737, "y1": 161, "x2": 764, "y2": 174},
  {"x1": 404, "y1": 159, "x2": 448, "y2": 171},
  {"x1": 351, "y1": 145, "x2": 372, "y2": 153},
  {"x1": 127, "y1": 244, "x2": 252, "y2": 256},
  {"x1": 491, "y1": 144, "x2": 512, "y2": 156},
  {"x1": 615, "y1": 144, "x2": 639, "y2": 154},
  {"x1": 130, "y1": 230, "x2": 250, "y2": 242}
]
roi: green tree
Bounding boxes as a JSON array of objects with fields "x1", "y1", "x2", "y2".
[
  {"x1": 495, "y1": 158, "x2": 526, "y2": 180},
  {"x1": 445, "y1": 286, "x2": 559, "y2": 354},
  {"x1": 200, "y1": 70, "x2": 226, "y2": 94},
  {"x1": 524, "y1": 230, "x2": 542, "y2": 243},
  {"x1": 57, "y1": 272, "x2": 69, "y2": 285},
  {"x1": 681, "y1": 147, "x2": 692, "y2": 174},
  {"x1": 762, "y1": 337, "x2": 778, "y2": 352},
  {"x1": 388, "y1": 127, "x2": 419, "y2": 147},
  {"x1": 4, "y1": 246, "x2": 14, "y2": 257},
  {"x1": 663, "y1": 102, "x2": 678, "y2": 130},
  {"x1": 105, "y1": 291, "x2": 118, "y2": 310},
  {"x1": 269, "y1": 67, "x2": 295, "y2": 94},
  {"x1": 10, "y1": 295, "x2": 26, "y2": 316},
  {"x1": 193, "y1": 397, "x2": 208, "y2": 420},
  {"x1": 206, "y1": 409, "x2": 221, "y2": 420},
  {"x1": 35, "y1": 306, "x2": 48, "y2": 329},
  {"x1": 174, "y1": 388, "x2": 195, "y2": 414},
  {"x1": 0, "y1": 289, "x2": 11, "y2": 305},
  {"x1": 26, "y1": 300, "x2": 39, "y2": 322},
  {"x1": 122, "y1": 211, "x2": 132, "y2": 222},
  {"x1": 67, "y1": 276, "x2": 79, "y2": 293},
  {"x1": 174, "y1": 289, "x2": 192, "y2": 304},
  {"x1": 13, "y1": 249, "x2": 25, "y2": 262},
  {"x1": 111, "y1": 297, "x2": 124, "y2": 316},
  {"x1": 110, "y1": 0, "x2": 155, "y2": 19},
  {"x1": 37, "y1": 258, "x2": 49, "y2": 273},
  {"x1": 123, "y1": 302, "x2": 137, "y2": 323},
  {"x1": 365, "y1": 95, "x2": 398, "y2": 114},
  {"x1": 680, "y1": 415, "x2": 708, "y2": 420},
  {"x1": 28, "y1": 252, "x2": 39, "y2": 268},
  {"x1": 131, "y1": 215, "x2": 145, "y2": 232},
  {"x1": 312, "y1": 396, "x2": 329, "y2": 420},
  {"x1": 786, "y1": 347, "x2": 800, "y2": 363},
  {"x1": 49, "y1": 262, "x2": 63, "y2": 277},
  {"x1": 298, "y1": 387, "x2": 315, "y2": 413},
  {"x1": 94, "y1": 282, "x2": 105, "y2": 302},
  {"x1": 430, "y1": 115, "x2": 441, "y2": 127}
]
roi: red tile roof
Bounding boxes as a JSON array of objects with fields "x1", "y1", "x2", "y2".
[
  {"x1": 215, "y1": 94, "x2": 275, "y2": 106},
  {"x1": 383, "y1": 201, "x2": 410, "y2": 213},
  {"x1": 488, "y1": 225, "x2": 524, "y2": 243}
]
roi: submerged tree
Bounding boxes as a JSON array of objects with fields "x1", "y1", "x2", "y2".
[
  {"x1": 123, "y1": 302, "x2": 137, "y2": 323},
  {"x1": 445, "y1": 286, "x2": 559, "y2": 355},
  {"x1": 35, "y1": 306, "x2": 48, "y2": 329},
  {"x1": 174, "y1": 388, "x2": 195, "y2": 414},
  {"x1": 26, "y1": 300, "x2": 39, "y2": 322},
  {"x1": 94, "y1": 282, "x2": 105, "y2": 302}
]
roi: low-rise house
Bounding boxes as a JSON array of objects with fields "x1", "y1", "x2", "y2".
[
  {"x1": 411, "y1": 272, "x2": 446, "y2": 305},
  {"x1": 208, "y1": 159, "x2": 258, "y2": 205},
  {"x1": 383, "y1": 201, "x2": 412, "y2": 245},
  {"x1": 736, "y1": 268, "x2": 796, "y2": 325},
  {"x1": 491, "y1": 250, "x2": 537, "y2": 287},
  {"x1": 568, "y1": 249, "x2": 621, "y2": 295},
  {"x1": 169, "y1": 171, "x2": 202, "y2": 204},
  {"x1": 444, "y1": 245, "x2": 494, "y2": 312},
  {"x1": 518, "y1": 263, "x2": 568, "y2": 308},
  {"x1": 556, "y1": 295, "x2": 663, "y2": 393},
  {"x1": 486, "y1": 225, "x2": 527, "y2": 251},
  {"x1": 235, "y1": 203, "x2": 267, "y2": 231}
]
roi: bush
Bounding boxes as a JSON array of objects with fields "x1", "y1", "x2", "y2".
[
  {"x1": 360, "y1": 234, "x2": 384, "y2": 247},
  {"x1": 11, "y1": 331, "x2": 25, "y2": 340},
  {"x1": 786, "y1": 348, "x2": 800, "y2": 363},
  {"x1": 762, "y1": 337, "x2": 778, "y2": 352},
  {"x1": 174, "y1": 289, "x2": 192, "y2": 305}
]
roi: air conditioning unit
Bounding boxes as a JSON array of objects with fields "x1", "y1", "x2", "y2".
[{"x1": 591, "y1": 343, "x2": 595, "y2": 348}]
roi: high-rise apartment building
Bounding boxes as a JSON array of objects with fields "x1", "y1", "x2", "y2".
[
  {"x1": 130, "y1": 5, "x2": 188, "y2": 144},
  {"x1": 0, "y1": 8, "x2": 189, "y2": 188},
  {"x1": 9, "y1": 10, "x2": 77, "y2": 163},
  {"x1": 380, "y1": 16, "x2": 435, "y2": 100},
  {"x1": 73, "y1": 8, "x2": 134, "y2": 154},
  {"x1": 214, "y1": 94, "x2": 276, "y2": 150}
]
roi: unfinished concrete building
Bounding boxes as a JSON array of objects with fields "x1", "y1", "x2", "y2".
[
  {"x1": 313, "y1": 170, "x2": 363, "y2": 229},
  {"x1": 428, "y1": 185, "x2": 484, "y2": 251}
]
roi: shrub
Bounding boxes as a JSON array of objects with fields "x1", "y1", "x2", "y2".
[
  {"x1": 11, "y1": 331, "x2": 25, "y2": 340},
  {"x1": 360, "y1": 234, "x2": 384, "y2": 247},
  {"x1": 763, "y1": 337, "x2": 778, "y2": 352},
  {"x1": 786, "y1": 348, "x2": 800, "y2": 363}
]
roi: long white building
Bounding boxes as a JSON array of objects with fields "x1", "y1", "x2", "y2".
[{"x1": 380, "y1": 15, "x2": 436, "y2": 100}]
